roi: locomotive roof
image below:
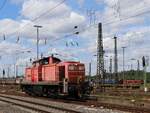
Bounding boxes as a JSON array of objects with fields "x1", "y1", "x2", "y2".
[
  {"x1": 33, "y1": 56, "x2": 61, "y2": 63},
  {"x1": 63, "y1": 61, "x2": 80, "y2": 63}
]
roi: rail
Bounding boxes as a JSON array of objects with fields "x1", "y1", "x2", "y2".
[{"x1": 0, "y1": 94, "x2": 82, "y2": 113}]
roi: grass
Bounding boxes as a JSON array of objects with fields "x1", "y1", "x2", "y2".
[{"x1": 94, "y1": 89, "x2": 150, "y2": 103}]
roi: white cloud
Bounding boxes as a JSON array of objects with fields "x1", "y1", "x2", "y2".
[
  {"x1": 21, "y1": 0, "x2": 70, "y2": 20},
  {"x1": 0, "y1": 41, "x2": 27, "y2": 54},
  {"x1": 0, "y1": 19, "x2": 20, "y2": 36},
  {"x1": 0, "y1": 0, "x2": 86, "y2": 41},
  {"x1": 16, "y1": 57, "x2": 30, "y2": 65},
  {"x1": 0, "y1": 0, "x2": 87, "y2": 71},
  {"x1": 80, "y1": 0, "x2": 150, "y2": 54}
]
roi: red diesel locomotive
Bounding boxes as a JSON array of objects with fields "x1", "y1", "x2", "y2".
[{"x1": 21, "y1": 55, "x2": 91, "y2": 98}]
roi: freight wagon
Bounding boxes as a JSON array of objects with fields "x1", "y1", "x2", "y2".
[
  {"x1": 119, "y1": 80, "x2": 143, "y2": 85},
  {"x1": 101, "y1": 79, "x2": 143, "y2": 89}
]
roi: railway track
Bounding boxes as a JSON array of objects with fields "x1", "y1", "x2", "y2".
[
  {"x1": 1, "y1": 94, "x2": 131, "y2": 113},
  {"x1": 0, "y1": 94, "x2": 81, "y2": 113},
  {"x1": 1, "y1": 91, "x2": 150, "y2": 113}
]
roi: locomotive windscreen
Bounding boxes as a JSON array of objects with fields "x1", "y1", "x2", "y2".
[
  {"x1": 68, "y1": 65, "x2": 85, "y2": 71},
  {"x1": 40, "y1": 58, "x2": 49, "y2": 65}
]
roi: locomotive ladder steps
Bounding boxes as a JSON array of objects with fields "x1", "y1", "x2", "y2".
[{"x1": 0, "y1": 94, "x2": 81, "y2": 113}]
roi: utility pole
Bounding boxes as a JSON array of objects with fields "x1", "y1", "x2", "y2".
[
  {"x1": 89, "y1": 62, "x2": 91, "y2": 80},
  {"x1": 137, "y1": 60, "x2": 140, "y2": 79},
  {"x1": 122, "y1": 47, "x2": 126, "y2": 80},
  {"x1": 114, "y1": 36, "x2": 118, "y2": 82},
  {"x1": 96, "y1": 23, "x2": 104, "y2": 87},
  {"x1": 137, "y1": 60, "x2": 140, "y2": 71},
  {"x1": 34, "y1": 25, "x2": 42, "y2": 60},
  {"x1": 104, "y1": 55, "x2": 108, "y2": 73},
  {"x1": 7, "y1": 66, "x2": 10, "y2": 78},
  {"x1": 2, "y1": 69, "x2": 5, "y2": 79},
  {"x1": 14, "y1": 64, "x2": 15, "y2": 78},
  {"x1": 109, "y1": 57, "x2": 112, "y2": 79},
  {"x1": 16, "y1": 65, "x2": 18, "y2": 78},
  {"x1": 131, "y1": 64, "x2": 133, "y2": 70},
  {"x1": 142, "y1": 56, "x2": 147, "y2": 92}
]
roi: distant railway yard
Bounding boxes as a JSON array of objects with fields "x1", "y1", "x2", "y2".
[{"x1": 0, "y1": 0, "x2": 150, "y2": 113}]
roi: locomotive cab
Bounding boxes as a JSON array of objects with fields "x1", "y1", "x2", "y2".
[
  {"x1": 58, "y1": 62, "x2": 85, "y2": 84},
  {"x1": 58, "y1": 62, "x2": 86, "y2": 98},
  {"x1": 67, "y1": 63, "x2": 85, "y2": 84}
]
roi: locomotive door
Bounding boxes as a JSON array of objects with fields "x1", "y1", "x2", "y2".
[
  {"x1": 59, "y1": 66, "x2": 65, "y2": 81},
  {"x1": 38, "y1": 66, "x2": 42, "y2": 81},
  {"x1": 31, "y1": 69, "x2": 34, "y2": 82}
]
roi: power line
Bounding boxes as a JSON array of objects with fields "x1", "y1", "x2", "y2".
[
  {"x1": 104, "y1": 8, "x2": 150, "y2": 26},
  {"x1": 43, "y1": 26, "x2": 150, "y2": 50},
  {"x1": 0, "y1": 0, "x2": 67, "y2": 48},
  {"x1": 69, "y1": 7, "x2": 150, "y2": 37},
  {"x1": 1, "y1": 0, "x2": 150, "y2": 48},
  {"x1": 31, "y1": 0, "x2": 66, "y2": 22},
  {"x1": 7, "y1": 0, "x2": 67, "y2": 37},
  {"x1": 34, "y1": 33, "x2": 76, "y2": 49},
  {"x1": 2, "y1": 0, "x2": 149, "y2": 41}
]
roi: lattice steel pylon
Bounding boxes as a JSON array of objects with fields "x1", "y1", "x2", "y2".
[
  {"x1": 114, "y1": 36, "x2": 118, "y2": 82},
  {"x1": 96, "y1": 23, "x2": 104, "y2": 86}
]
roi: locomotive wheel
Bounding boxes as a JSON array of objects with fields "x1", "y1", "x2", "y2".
[{"x1": 46, "y1": 86, "x2": 59, "y2": 98}]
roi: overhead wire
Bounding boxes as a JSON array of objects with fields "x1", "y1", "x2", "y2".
[
  {"x1": 50, "y1": 4, "x2": 150, "y2": 56},
  {"x1": 31, "y1": 0, "x2": 67, "y2": 22},
  {"x1": 0, "y1": 0, "x2": 67, "y2": 43},
  {"x1": 1, "y1": 0, "x2": 150, "y2": 49},
  {"x1": 9, "y1": 2, "x2": 150, "y2": 62},
  {"x1": 0, "y1": 0, "x2": 40, "y2": 35},
  {"x1": 103, "y1": 8, "x2": 150, "y2": 26},
  {"x1": 2, "y1": 0, "x2": 150, "y2": 42},
  {"x1": 40, "y1": 20, "x2": 150, "y2": 60},
  {"x1": 7, "y1": 0, "x2": 67, "y2": 37},
  {"x1": 66, "y1": 5, "x2": 150, "y2": 38},
  {"x1": 0, "y1": 0, "x2": 7, "y2": 37},
  {"x1": 1, "y1": 0, "x2": 149, "y2": 68},
  {"x1": 0, "y1": 0, "x2": 67, "y2": 60}
]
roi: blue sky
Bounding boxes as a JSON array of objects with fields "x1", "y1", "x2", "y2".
[
  {"x1": 0, "y1": 0, "x2": 20, "y2": 19},
  {"x1": 0, "y1": 0, "x2": 149, "y2": 77}
]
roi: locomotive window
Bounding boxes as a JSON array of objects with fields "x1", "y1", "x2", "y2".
[
  {"x1": 41, "y1": 58, "x2": 49, "y2": 65},
  {"x1": 68, "y1": 65, "x2": 75, "y2": 70},
  {"x1": 43, "y1": 59, "x2": 49, "y2": 65},
  {"x1": 79, "y1": 66, "x2": 84, "y2": 70}
]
